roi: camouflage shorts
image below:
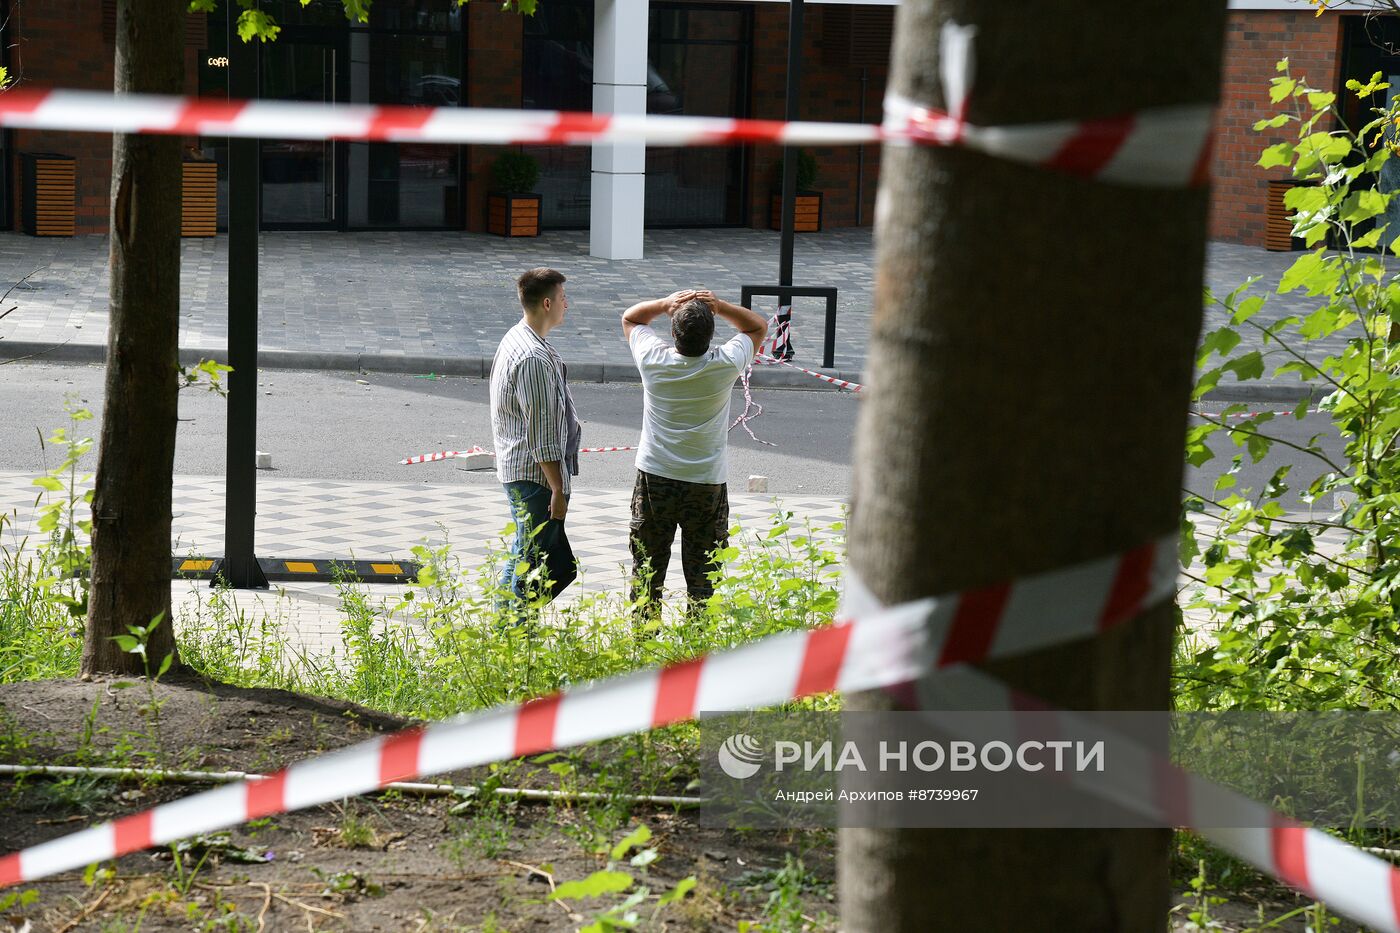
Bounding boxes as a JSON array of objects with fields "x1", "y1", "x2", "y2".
[{"x1": 629, "y1": 470, "x2": 729, "y2": 612}]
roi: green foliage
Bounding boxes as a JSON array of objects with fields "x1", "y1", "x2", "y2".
[
  {"x1": 0, "y1": 65, "x2": 10, "y2": 90},
  {"x1": 736, "y1": 853, "x2": 835, "y2": 932},
  {"x1": 185, "y1": 0, "x2": 546, "y2": 48},
  {"x1": 180, "y1": 359, "x2": 234, "y2": 395},
  {"x1": 549, "y1": 824, "x2": 696, "y2": 931},
  {"x1": 1180, "y1": 62, "x2": 1400, "y2": 711},
  {"x1": 773, "y1": 150, "x2": 820, "y2": 193},
  {"x1": 490, "y1": 151, "x2": 541, "y2": 194}
]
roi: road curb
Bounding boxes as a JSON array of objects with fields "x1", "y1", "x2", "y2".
[
  {"x1": 0, "y1": 338, "x2": 1324, "y2": 401},
  {"x1": 0, "y1": 340, "x2": 867, "y2": 391}
]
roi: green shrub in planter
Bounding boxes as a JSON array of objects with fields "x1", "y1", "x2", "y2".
[
  {"x1": 491, "y1": 152, "x2": 540, "y2": 194},
  {"x1": 772, "y1": 149, "x2": 819, "y2": 192}
]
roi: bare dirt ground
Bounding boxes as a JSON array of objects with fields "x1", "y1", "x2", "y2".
[
  {"x1": 0, "y1": 676, "x2": 831, "y2": 932},
  {"x1": 0, "y1": 677, "x2": 1367, "y2": 932}
]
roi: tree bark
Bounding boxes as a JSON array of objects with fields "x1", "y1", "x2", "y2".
[
  {"x1": 838, "y1": 2, "x2": 1225, "y2": 929},
  {"x1": 83, "y1": 0, "x2": 184, "y2": 676}
]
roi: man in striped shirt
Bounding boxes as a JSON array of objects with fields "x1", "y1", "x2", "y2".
[{"x1": 489, "y1": 267, "x2": 581, "y2": 613}]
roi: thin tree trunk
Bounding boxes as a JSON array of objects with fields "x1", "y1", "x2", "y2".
[
  {"x1": 839, "y1": 2, "x2": 1225, "y2": 929},
  {"x1": 83, "y1": 0, "x2": 184, "y2": 676}
]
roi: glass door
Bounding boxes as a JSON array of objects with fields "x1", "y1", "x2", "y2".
[{"x1": 260, "y1": 41, "x2": 341, "y2": 228}]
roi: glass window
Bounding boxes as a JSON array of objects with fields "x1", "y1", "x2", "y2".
[
  {"x1": 344, "y1": 32, "x2": 462, "y2": 227},
  {"x1": 645, "y1": 5, "x2": 749, "y2": 226},
  {"x1": 522, "y1": 0, "x2": 750, "y2": 229}
]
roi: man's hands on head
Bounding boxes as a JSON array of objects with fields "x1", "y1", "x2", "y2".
[{"x1": 664, "y1": 289, "x2": 702, "y2": 314}]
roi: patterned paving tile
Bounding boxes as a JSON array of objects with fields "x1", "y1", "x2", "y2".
[
  {"x1": 0, "y1": 470, "x2": 846, "y2": 657},
  {"x1": 0, "y1": 229, "x2": 1349, "y2": 389}
]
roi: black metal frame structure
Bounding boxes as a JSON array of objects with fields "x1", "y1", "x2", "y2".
[
  {"x1": 0, "y1": 0, "x2": 12, "y2": 231},
  {"x1": 739, "y1": 284, "x2": 838, "y2": 369}
]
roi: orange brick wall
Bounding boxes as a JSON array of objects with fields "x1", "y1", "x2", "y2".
[
  {"x1": 464, "y1": 3, "x2": 523, "y2": 233},
  {"x1": 746, "y1": 3, "x2": 886, "y2": 229},
  {"x1": 1211, "y1": 10, "x2": 1343, "y2": 246},
  {"x1": 6, "y1": 3, "x2": 204, "y2": 233}
]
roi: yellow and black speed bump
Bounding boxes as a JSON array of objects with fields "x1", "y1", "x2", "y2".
[{"x1": 173, "y1": 557, "x2": 419, "y2": 584}]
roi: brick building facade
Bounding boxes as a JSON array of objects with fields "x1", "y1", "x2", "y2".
[
  {"x1": 1211, "y1": 8, "x2": 1344, "y2": 246},
  {"x1": 0, "y1": 0, "x2": 891, "y2": 237},
  {"x1": 0, "y1": 1, "x2": 1388, "y2": 246}
]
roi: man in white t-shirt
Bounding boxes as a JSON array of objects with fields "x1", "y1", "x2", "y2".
[{"x1": 621, "y1": 289, "x2": 767, "y2": 618}]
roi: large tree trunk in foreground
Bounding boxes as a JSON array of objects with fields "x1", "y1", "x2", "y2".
[
  {"x1": 84, "y1": 0, "x2": 184, "y2": 676},
  {"x1": 839, "y1": 2, "x2": 1225, "y2": 928}
]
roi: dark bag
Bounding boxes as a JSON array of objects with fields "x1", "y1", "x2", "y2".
[{"x1": 535, "y1": 518, "x2": 577, "y2": 601}]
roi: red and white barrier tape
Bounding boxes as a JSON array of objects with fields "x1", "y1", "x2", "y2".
[
  {"x1": 0, "y1": 534, "x2": 1175, "y2": 889},
  {"x1": 400, "y1": 445, "x2": 636, "y2": 465},
  {"x1": 7, "y1": 533, "x2": 1396, "y2": 931},
  {"x1": 0, "y1": 87, "x2": 1212, "y2": 189},
  {"x1": 871, "y1": 653, "x2": 1400, "y2": 933},
  {"x1": 729, "y1": 315, "x2": 791, "y2": 447},
  {"x1": 756, "y1": 354, "x2": 863, "y2": 393},
  {"x1": 1191, "y1": 407, "x2": 1321, "y2": 420}
]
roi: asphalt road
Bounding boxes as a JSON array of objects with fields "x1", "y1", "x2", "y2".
[
  {"x1": 0, "y1": 361, "x2": 860, "y2": 496},
  {"x1": 0, "y1": 361, "x2": 1352, "y2": 509}
]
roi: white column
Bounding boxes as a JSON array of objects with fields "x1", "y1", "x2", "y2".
[{"x1": 589, "y1": 0, "x2": 647, "y2": 259}]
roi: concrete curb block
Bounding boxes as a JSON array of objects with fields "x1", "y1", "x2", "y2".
[
  {"x1": 0, "y1": 339, "x2": 867, "y2": 391},
  {"x1": 1201, "y1": 383, "x2": 1316, "y2": 403},
  {"x1": 0, "y1": 338, "x2": 1316, "y2": 402}
]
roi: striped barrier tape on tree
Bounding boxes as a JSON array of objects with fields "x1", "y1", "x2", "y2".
[
  {"x1": 0, "y1": 534, "x2": 1176, "y2": 889},
  {"x1": 399, "y1": 445, "x2": 636, "y2": 465},
  {"x1": 841, "y1": 569, "x2": 1400, "y2": 933},
  {"x1": 14, "y1": 536, "x2": 1395, "y2": 930}
]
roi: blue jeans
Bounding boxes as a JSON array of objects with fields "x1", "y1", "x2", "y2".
[{"x1": 499, "y1": 481, "x2": 575, "y2": 609}]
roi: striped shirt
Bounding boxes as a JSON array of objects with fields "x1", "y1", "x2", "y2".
[{"x1": 489, "y1": 321, "x2": 579, "y2": 494}]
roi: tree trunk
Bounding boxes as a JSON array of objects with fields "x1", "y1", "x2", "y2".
[
  {"x1": 838, "y1": 2, "x2": 1224, "y2": 929},
  {"x1": 83, "y1": 0, "x2": 184, "y2": 676}
]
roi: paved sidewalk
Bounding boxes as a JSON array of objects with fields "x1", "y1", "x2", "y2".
[
  {"x1": 0, "y1": 471, "x2": 846, "y2": 658},
  {"x1": 0, "y1": 229, "x2": 1357, "y2": 397}
]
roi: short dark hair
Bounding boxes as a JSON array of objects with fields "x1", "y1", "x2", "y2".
[
  {"x1": 672, "y1": 299, "x2": 715, "y2": 357},
  {"x1": 517, "y1": 268, "x2": 566, "y2": 309}
]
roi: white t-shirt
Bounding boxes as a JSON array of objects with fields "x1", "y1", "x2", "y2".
[{"x1": 628, "y1": 324, "x2": 756, "y2": 485}]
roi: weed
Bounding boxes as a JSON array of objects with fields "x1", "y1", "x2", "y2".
[{"x1": 548, "y1": 824, "x2": 697, "y2": 932}]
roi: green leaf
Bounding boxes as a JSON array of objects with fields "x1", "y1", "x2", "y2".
[
  {"x1": 1276, "y1": 58, "x2": 1290, "y2": 74},
  {"x1": 1253, "y1": 113, "x2": 1292, "y2": 131},
  {"x1": 551, "y1": 870, "x2": 634, "y2": 900},
  {"x1": 112, "y1": 635, "x2": 139, "y2": 653},
  {"x1": 1279, "y1": 250, "x2": 1342, "y2": 296},
  {"x1": 235, "y1": 8, "x2": 281, "y2": 42},
  {"x1": 31, "y1": 476, "x2": 64, "y2": 492},
  {"x1": 610, "y1": 825, "x2": 652, "y2": 861},
  {"x1": 1233, "y1": 295, "x2": 1265, "y2": 325},
  {"x1": 1283, "y1": 185, "x2": 1327, "y2": 215},
  {"x1": 1269, "y1": 77, "x2": 1297, "y2": 103},
  {"x1": 1354, "y1": 227, "x2": 1386, "y2": 250},
  {"x1": 1308, "y1": 91, "x2": 1337, "y2": 111},
  {"x1": 1223, "y1": 351, "x2": 1265, "y2": 381},
  {"x1": 1340, "y1": 189, "x2": 1389, "y2": 223},
  {"x1": 1258, "y1": 142, "x2": 1295, "y2": 169},
  {"x1": 1198, "y1": 327, "x2": 1241, "y2": 364},
  {"x1": 659, "y1": 876, "x2": 697, "y2": 907}
]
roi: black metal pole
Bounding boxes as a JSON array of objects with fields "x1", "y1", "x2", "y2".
[
  {"x1": 776, "y1": 0, "x2": 803, "y2": 360},
  {"x1": 223, "y1": 14, "x2": 267, "y2": 589},
  {"x1": 856, "y1": 67, "x2": 868, "y2": 227}
]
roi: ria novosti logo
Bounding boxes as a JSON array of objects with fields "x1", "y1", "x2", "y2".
[{"x1": 717, "y1": 733, "x2": 765, "y2": 779}]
